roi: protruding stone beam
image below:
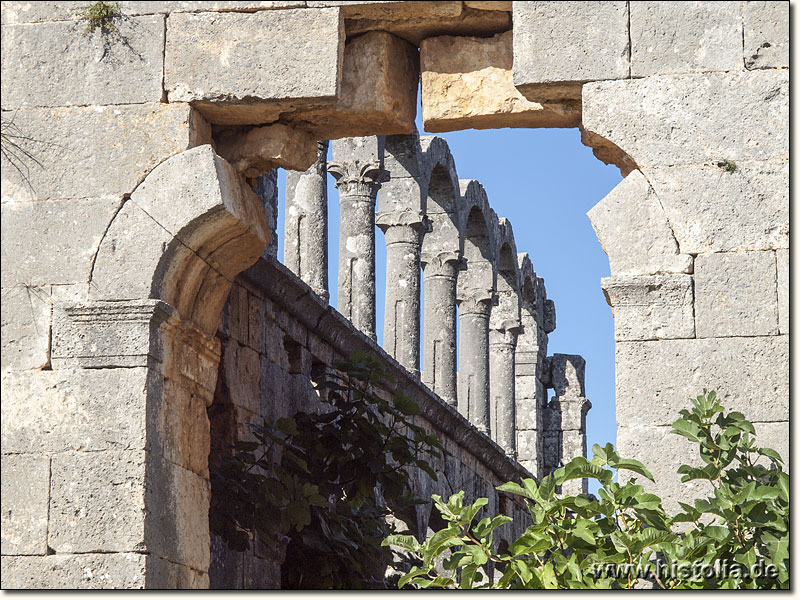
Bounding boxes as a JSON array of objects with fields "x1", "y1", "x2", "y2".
[
  {"x1": 457, "y1": 288, "x2": 496, "y2": 434},
  {"x1": 547, "y1": 353, "x2": 591, "y2": 495},
  {"x1": 284, "y1": 141, "x2": 330, "y2": 301},
  {"x1": 376, "y1": 210, "x2": 429, "y2": 375},
  {"x1": 421, "y1": 251, "x2": 464, "y2": 407},
  {"x1": 490, "y1": 319, "x2": 521, "y2": 458},
  {"x1": 328, "y1": 140, "x2": 386, "y2": 340}
]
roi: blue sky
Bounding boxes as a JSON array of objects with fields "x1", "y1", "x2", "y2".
[{"x1": 276, "y1": 104, "x2": 623, "y2": 485}]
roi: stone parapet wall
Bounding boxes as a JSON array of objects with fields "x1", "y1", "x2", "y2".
[{"x1": 209, "y1": 257, "x2": 532, "y2": 587}]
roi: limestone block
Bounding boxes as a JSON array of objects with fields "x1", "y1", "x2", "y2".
[
  {"x1": 1, "y1": 16, "x2": 164, "y2": 110},
  {"x1": 542, "y1": 300, "x2": 556, "y2": 334},
  {"x1": 49, "y1": 450, "x2": 147, "y2": 554},
  {"x1": 215, "y1": 124, "x2": 319, "y2": 175},
  {"x1": 583, "y1": 70, "x2": 789, "y2": 167},
  {"x1": 221, "y1": 341, "x2": 262, "y2": 414},
  {"x1": 548, "y1": 354, "x2": 585, "y2": 398},
  {"x1": 512, "y1": 1, "x2": 629, "y2": 101},
  {"x1": 0, "y1": 285, "x2": 51, "y2": 370},
  {"x1": 616, "y1": 335, "x2": 788, "y2": 426},
  {"x1": 306, "y1": 1, "x2": 461, "y2": 19},
  {"x1": 617, "y1": 425, "x2": 712, "y2": 515},
  {"x1": 646, "y1": 162, "x2": 789, "y2": 254},
  {"x1": 0, "y1": 553, "x2": 148, "y2": 589},
  {"x1": 630, "y1": 2, "x2": 742, "y2": 76},
  {"x1": 247, "y1": 292, "x2": 266, "y2": 350},
  {"x1": 420, "y1": 32, "x2": 579, "y2": 133},
  {"x1": 1, "y1": 368, "x2": 148, "y2": 454},
  {"x1": 158, "y1": 380, "x2": 212, "y2": 477},
  {"x1": 694, "y1": 251, "x2": 778, "y2": 338},
  {"x1": 0, "y1": 103, "x2": 206, "y2": 203},
  {"x1": 514, "y1": 395, "x2": 538, "y2": 431},
  {"x1": 751, "y1": 421, "x2": 789, "y2": 470},
  {"x1": 587, "y1": 170, "x2": 693, "y2": 277},
  {"x1": 0, "y1": 2, "x2": 305, "y2": 24},
  {"x1": 776, "y1": 249, "x2": 788, "y2": 335},
  {"x1": 286, "y1": 31, "x2": 418, "y2": 139},
  {"x1": 1, "y1": 198, "x2": 122, "y2": 287},
  {"x1": 515, "y1": 428, "x2": 538, "y2": 462},
  {"x1": 1, "y1": 454, "x2": 49, "y2": 555},
  {"x1": 51, "y1": 300, "x2": 174, "y2": 368},
  {"x1": 465, "y1": 1, "x2": 511, "y2": 10},
  {"x1": 601, "y1": 274, "x2": 695, "y2": 341},
  {"x1": 165, "y1": 9, "x2": 343, "y2": 125},
  {"x1": 145, "y1": 457, "x2": 211, "y2": 572},
  {"x1": 743, "y1": 1, "x2": 789, "y2": 69}
]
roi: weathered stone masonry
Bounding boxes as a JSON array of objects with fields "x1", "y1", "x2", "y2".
[{"x1": 1, "y1": 0, "x2": 788, "y2": 589}]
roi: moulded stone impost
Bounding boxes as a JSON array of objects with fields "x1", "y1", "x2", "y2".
[
  {"x1": 376, "y1": 210, "x2": 428, "y2": 375},
  {"x1": 421, "y1": 251, "x2": 464, "y2": 407},
  {"x1": 284, "y1": 141, "x2": 330, "y2": 301},
  {"x1": 457, "y1": 288, "x2": 495, "y2": 434}
]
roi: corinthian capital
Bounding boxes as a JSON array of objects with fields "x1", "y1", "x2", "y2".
[
  {"x1": 327, "y1": 159, "x2": 386, "y2": 195},
  {"x1": 421, "y1": 251, "x2": 464, "y2": 278},
  {"x1": 457, "y1": 288, "x2": 496, "y2": 316}
]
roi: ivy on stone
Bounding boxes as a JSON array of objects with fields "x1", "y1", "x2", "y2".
[{"x1": 386, "y1": 391, "x2": 788, "y2": 589}]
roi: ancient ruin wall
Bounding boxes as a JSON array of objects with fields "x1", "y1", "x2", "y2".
[{"x1": 1, "y1": 0, "x2": 788, "y2": 589}]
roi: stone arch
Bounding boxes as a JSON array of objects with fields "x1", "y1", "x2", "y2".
[
  {"x1": 90, "y1": 144, "x2": 269, "y2": 334},
  {"x1": 60, "y1": 144, "x2": 271, "y2": 586},
  {"x1": 456, "y1": 180, "x2": 497, "y2": 295},
  {"x1": 419, "y1": 135, "x2": 462, "y2": 260},
  {"x1": 417, "y1": 136, "x2": 462, "y2": 406},
  {"x1": 491, "y1": 222, "x2": 522, "y2": 331}
]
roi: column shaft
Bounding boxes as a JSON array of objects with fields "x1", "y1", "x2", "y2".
[
  {"x1": 380, "y1": 221, "x2": 422, "y2": 374},
  {"x1": 328, "y1": 160, "x2": 383, "y2": 340},
  {"x1": 422, "y1": 256, "x2": 459, "y2": 406},
  {"x1": 490, "y1": 330, "x2": 518, "y2": 458},
  {"x1": 284, "y1": 141, "x2": 329, "y2": 301},
  {"x1": 457, "y1": 293, "x2": 492, "y2": 434}
]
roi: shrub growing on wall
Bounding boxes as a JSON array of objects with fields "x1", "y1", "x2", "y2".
[
  {"x1": 209, "y1": 351, "x2": 442, "y2": 589},
  {"x1": 385, "y1": 391, "x2": 788, "y2": 590}
]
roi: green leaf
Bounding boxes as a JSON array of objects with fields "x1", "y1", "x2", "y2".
[
  {"x1": 609, "y1": 458, "x2": 655, "y2": 482},
  {"x1": 392, "y1": 393, "x2": 421, "y2": 416},
  {"x1": 398, "y1": 567, "x2": 429, "y2": 588},
  {"x1": 671, "y1": 418, "x2": 702, "y2": 442},
  {"x1": 382, "y1": 534, "x2": 419, "y2": 553}
]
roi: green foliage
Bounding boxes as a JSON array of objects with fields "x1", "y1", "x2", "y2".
[
  {"x1": 209, "y1": 351, "x2": 442, "y2": 589},
  {"x1": 75, "y1": 2, "x2": 123, "y2": 33},
  {"x1": 718, "y1": 159, "x2": 738, "y2": 173},
  {"x1": 386, "y1": 391, "x2": 787, "y2": 589}
]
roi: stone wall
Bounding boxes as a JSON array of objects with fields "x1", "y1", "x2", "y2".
[
  {"x1": 207, "y1": 257, "x2": 533, "y2": 587},
  {"x1": 1, "y1": 0, "x2": 788, "y2": 589}
]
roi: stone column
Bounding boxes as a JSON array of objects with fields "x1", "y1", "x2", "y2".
[
  {"x1": 457, "y1": 289, "x2": 495, "y2": 434},
  {"x1": 327, "y1": 159, "x2": 385, "y2": 340},
  {"x1": 376, "y1": 211, "x2": 427, "y2": 375},
  {"x1": 421, "y1": 252, "x2": 462, "y2": 406},
  {"x1": 254, "y1": 170, "x2": 279, "y2": 260},
  {"x1": 283, "y1": 141, "x2": 329, "y2": 301},
  {"x1": 490, "y1": 321, "x2": 520, "y2": 458},
  {"x1": 548, "y1": 353, "x2": 591, "y2": 495}
]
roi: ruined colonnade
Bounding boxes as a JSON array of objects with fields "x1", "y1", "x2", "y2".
[{"x1": 283, "y1": 130, "x2": 590, "y2": 476}]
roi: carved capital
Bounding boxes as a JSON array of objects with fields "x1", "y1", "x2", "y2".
[
  {"x1": 327, "y1": 159, "x2": 386, "y2": 195},
  {"x1": 490, "y1": 318, "x2": 522, "y2": 337},
  {"x1": 458, "y1": 288, "x2": 496, "y2": 316},
  {"x1": 421, "y1": 251, "x2": 464, "y2": 279}
]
